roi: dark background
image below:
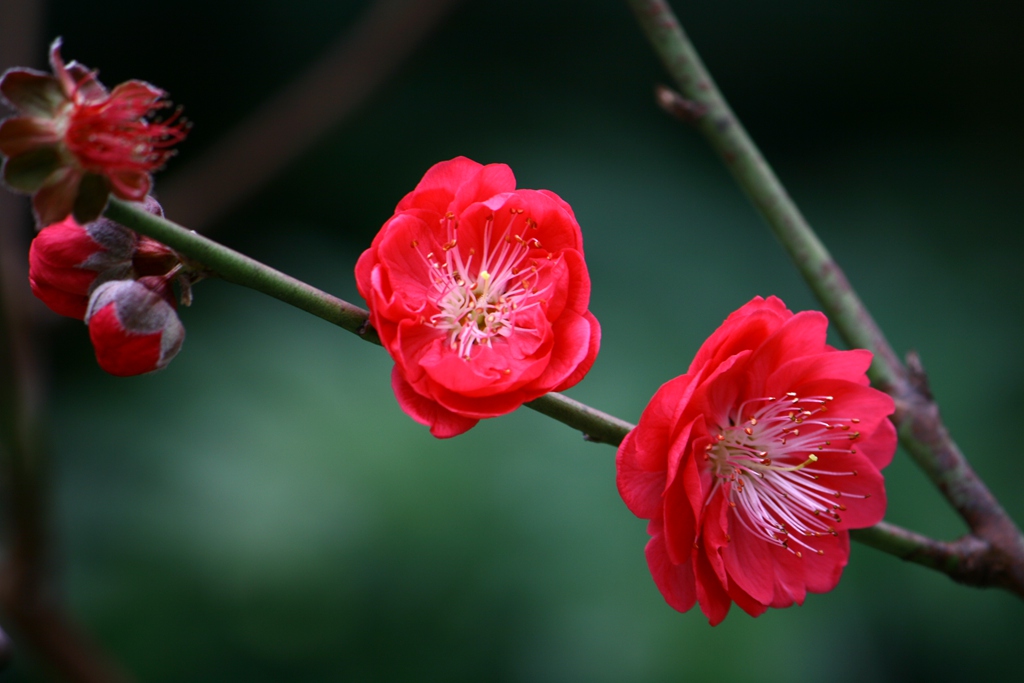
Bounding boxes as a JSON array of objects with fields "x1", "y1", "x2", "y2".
[{"x1": 3, "y1": 0, "x2": 1023, "y2": 680}]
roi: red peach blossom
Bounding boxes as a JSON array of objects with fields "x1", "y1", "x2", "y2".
[
  {"x1": 0, "y1": 39, "x2": 187, "y2": 225},
  {"x1": 356, "y1": 157, "x2": 601, "y2": 438},
  {"x1": 616, "y1": 296, "x2": 896, "y2": 625}
]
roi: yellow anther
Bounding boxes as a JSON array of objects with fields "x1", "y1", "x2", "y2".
[{"x1": 769, "y1": 454, "x2": 818, "y2": 473}]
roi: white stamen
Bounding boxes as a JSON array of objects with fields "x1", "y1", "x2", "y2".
[
  {"x1": 416, "y1": 212, "x2": 550, "y2": 359},
  {"x1": 707, "y1": 393, "x2": 862, "y2": 556}
]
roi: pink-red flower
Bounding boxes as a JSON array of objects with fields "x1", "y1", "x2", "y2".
[
  {"x1": 356, "y1": 157, "x2": 601, "y2": 438},
  {"x1": 616, "y1": 296, "x2": 896, "y2": 625},
  {"x1": 85, "y1": 276, "x2": 184, "y2": 377},
  {"x1": 0, "y1": 39, "x2": 187, "y2": 225}
]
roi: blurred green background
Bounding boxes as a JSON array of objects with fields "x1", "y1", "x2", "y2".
[{"x1": 5, "y1": 0, "x2": 1024, "y2": 680}]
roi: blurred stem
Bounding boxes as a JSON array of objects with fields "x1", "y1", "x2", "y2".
[
  {"x1": 1, "y1": 3, "x2": 137, "y2": 678},
  {"x1": 1, "y1": 189, "x2": 135, "y2": 683},
  {"x1": 102, "y1": 198, "x2": 1013, "y2": 592},
  {"x1": 627, "y1": 0, "x2": 1024, "y2": 597}
]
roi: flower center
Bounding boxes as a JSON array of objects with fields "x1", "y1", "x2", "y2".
[
  {"x1": 416, "y1": 209, "x2": 550, "y2": 359},
  {"x1": 706, "y1": 392, "x2": 866, "y2": 557}
]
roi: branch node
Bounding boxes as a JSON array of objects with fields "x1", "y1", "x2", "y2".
[
  {"x1": 655, "y1": 85, "x2": 708, "y2": 125},
  {"x1": 905, "y1": 350, "x2": 934, "y2": 400}
]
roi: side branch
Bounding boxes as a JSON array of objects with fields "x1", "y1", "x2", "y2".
[
  {"x1": 104, "y1": 199, "x2": 380, "y2": 345},
  {"x1": 626, "y1": 0, "x2": 1024, "y2": 596},
  {"x1": 527, "y1": 393, "x2": 634, "y2": 446},
  {"x1": 851, "y1": 523, "x2": 1024, "y2": 598}
]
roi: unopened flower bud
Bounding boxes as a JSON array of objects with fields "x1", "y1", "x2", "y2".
[
  {"x1": 28, "y1": 196, "x2": 175, "y2": 319},
  {"x1": 85, "y1": 276, "x2": 184, "y2": 376}
]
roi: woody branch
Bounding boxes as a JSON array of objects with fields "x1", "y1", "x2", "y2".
[{"x1": 626, "y1": 0, "x2": 1024, "y2": 596}]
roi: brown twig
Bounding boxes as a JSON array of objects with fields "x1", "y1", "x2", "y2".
[
  {"x1": 851, "y1": 523, "x2": 1023, "y2": 598},
  {"x1": 630, "y1": 0, "x2": 1024, "y2": 596},
  {"x1": 0, "y1": 2, "x2": 137, "y2": 679},
  {"x1": 0, "y1": 575, "x2": 133, "y2": 683},
  {"x1": 0, "y1": 169, "x2": 135, "y2": 683},
  {"x1": 158, "y1": 0, "x2": 464, "y2": 230}
]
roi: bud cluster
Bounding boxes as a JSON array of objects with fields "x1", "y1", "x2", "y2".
[{"x1": 29, "y1": 197, "x2": 195, "y2": 376}]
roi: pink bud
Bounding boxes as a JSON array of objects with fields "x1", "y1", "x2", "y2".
[{"x1": 85, "y1": 277, "x2": 184, "y2": 376}]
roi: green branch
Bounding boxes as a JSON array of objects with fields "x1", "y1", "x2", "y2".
[
  {"x1": 105, "y1": 199, "x2": 380, "y2": 345},
  {"x1": 526, "y1": 393, "x2": 634, "y2": 446}
]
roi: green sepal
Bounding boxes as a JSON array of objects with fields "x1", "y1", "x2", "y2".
[
  {"x1": 0, "y1": 117, "x2": 61, "y2": 157},
  {"x1": 2, "y1": 146, "x2": 61, "y2": 192},
  {"x1": 0, "y1": 69, "x2": 66, "y2": 117},
  {"x1": 32, "y1": 166, "x2": 80, "y2": 227},
  {"x1": 72, "y1": 172, "x2": 112, "y2": 224}
]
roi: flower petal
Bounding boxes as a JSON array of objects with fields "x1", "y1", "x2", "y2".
[
  {"x1": 32, "y1": 166, "x2": 83, "y2": 227},
  {"x1": 391, "y1": 366, "x2": 479, "y2": 438},
  {"x1": 694, "y1": 546, "x2": 732, "y2": 626},
  {"x1": 616, "y1": 429, "x2": 667, "y2": 519},
  {"x1": 662, "y1": 422, "x2": 701, "y2": 564},
  {"x1": 645, "y1": 519, "x2": 698, "y2": 614},
  {"x1": 72, "y1": 172, "x2": 111, "y2": 224},
  {"x1": 28, "y1": 276, "x2": 89, "y2": 319},
  {"x1": 721, "y1": 511, "x2": 776, "y2": 605}
]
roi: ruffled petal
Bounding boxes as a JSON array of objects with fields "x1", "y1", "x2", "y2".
[
  {"x1": 391, "y1": 366, "x2": 479, "y2": 438},
  {"x1": 694, "y1": 546, "x2": 731, "y2": 626},
  {"x1": 616, "y1": 429, "x2": 667, "y2": 519},
  {"x1": 645, "y1": 520, "x2": 698, "y2": 614}
]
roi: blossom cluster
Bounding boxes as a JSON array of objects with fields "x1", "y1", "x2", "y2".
[
  {"x1": 30, "y1": 199, "x2": 187, "y2": 375},
  {"x1": 0, "y1": 40, "x2": 902, "y2": 628},
  {"x1": 0, "y1": 41, "x2": 192, "y2": 376}
]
